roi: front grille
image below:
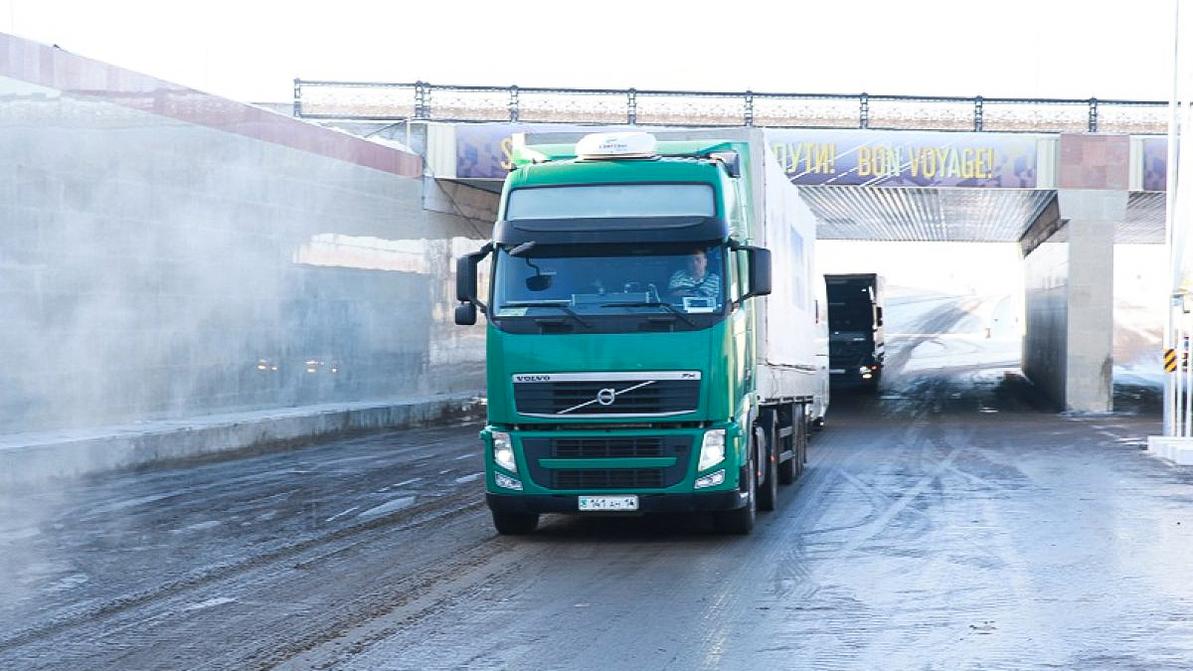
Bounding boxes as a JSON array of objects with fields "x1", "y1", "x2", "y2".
[
  {"x1": 521, "y1": 436, "x2": 692, "y2": 491},
  {"x1": 550, "y1": 437, "x2": 665, "y2": 458},
  {"x1": 551, "y1": 469, "x2": 664, "y2": 490},
  {"x1": 829, "y1": 341, "x2": 874, "y2": 367},
  {"x1": 514, "y1": 376, "x2": 700, "y2": 417}
]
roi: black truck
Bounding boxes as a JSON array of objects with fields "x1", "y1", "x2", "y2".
[{"x1": 824, "y1": 273, "x2": 885, "y2": 388}]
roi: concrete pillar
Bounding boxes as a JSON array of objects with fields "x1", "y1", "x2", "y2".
[
  {"x1": 1022, "y1": 189, "x2": 1124, "y2": 413},
  {"x1": 1059, "y1": 190, "x2": 1120, "y2": 413}
]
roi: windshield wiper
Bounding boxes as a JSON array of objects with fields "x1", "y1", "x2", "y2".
[
  {"x1": 502, "y1": 300, "x2": 590, "y2": 328},
  {"x1": 600, "y1": 300, "x2": 696, "y2": 327}
]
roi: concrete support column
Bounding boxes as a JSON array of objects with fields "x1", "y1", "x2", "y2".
[
  {"x1": 1059, "y1": 192, "x2": 1119, "y2": 413},
  {"x1": 1021, "y1": 189, "x2": 1126, "y2": 413}
]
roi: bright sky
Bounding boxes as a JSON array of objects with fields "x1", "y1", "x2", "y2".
[{"x1": 0, "y1": 0, "x2": 1177, "y2": 103}]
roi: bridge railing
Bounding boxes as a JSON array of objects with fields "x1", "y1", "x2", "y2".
[{"x1": 292, "y1": 80, "x2": 1169, "y2": 134}]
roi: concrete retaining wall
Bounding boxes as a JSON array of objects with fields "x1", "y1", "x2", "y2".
[{"x1": 0, "y1": 33, "x2": 492, "y2": 441}]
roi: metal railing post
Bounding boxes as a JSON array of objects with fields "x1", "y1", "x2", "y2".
[
  {"x1": 1088, "y1": 97, "x2": 1099, "y2": 132},
  {"x1": 627, "y1": 88, "x2": 637, "y2": 125},
  {"x1": 859, "y1": 92, "x2": 869, "y2": 129},
  {"x1": 744, "y1": 91, "x2": 754, "y2": 127},
  {"x1": 293, "y1": 78, "x2": 302, "y2": 118},
  {"x1": 414, "y1": 81, "x2": 431, "y2": 120},
  {"x1": 509, "y1": 85, "x2": 519, "y2": 122},
  {"x1": 974, "y1": 96, "x2": 984, "y2": 131}
]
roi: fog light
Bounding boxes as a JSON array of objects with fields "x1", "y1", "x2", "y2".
[
  {"x1": 695, "y1": 469, "x2": 726, "y2": 489},
  {"x1": 492, "y1": 431, "x2": 517, "y2": 473},
  {"x1": 494, "y1": 472, "x2": 523, "y2": 491},
  {"x1": 698, "y1": 429, "x2": 726, "y2": 471}
]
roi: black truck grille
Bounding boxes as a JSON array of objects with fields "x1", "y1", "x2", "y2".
[
  {"x1": 522, "y1": 436, "x2": 691, "y2": 491},
  {"x1": 513, "y1": 376, "x2": 700, "y2": 417},
  {"x1": 551, "y1": 469, "x2": 664, "y2": 490},
  {"x1": 549, "y1": 437, "x2": 666, "y2": 458}
]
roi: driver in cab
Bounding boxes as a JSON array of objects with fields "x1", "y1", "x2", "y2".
[{"x1": 668, "y1": 249, "x2": 720, "y2": 299}]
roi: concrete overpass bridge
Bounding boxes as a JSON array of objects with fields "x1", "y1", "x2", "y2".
[{"x1": 292, "y1": 81, "x2": 1169, "y2": 415}]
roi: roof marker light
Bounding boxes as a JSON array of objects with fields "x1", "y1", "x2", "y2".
[{"x1": 575, "y1": 132, "x2": 658, "y2": 160}]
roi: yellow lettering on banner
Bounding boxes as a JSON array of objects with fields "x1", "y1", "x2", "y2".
[
  {"x1": 961, "y1": 148, "x2": 975, "y2": 179},
  {"x1": 858, "y1": 147, "x2": 872, "y2": 176},
  {"x1": 500, "y1": 137, "x2": 514, "y2": 171},
  {"x1": 985, "y1": 148, "x2": 995, "y2": 178},
  {"x1": 814, "y1": 144, "x2": 835, "y2": 174},
  {"x1": 947, "y1": 148, "x2": 962, "y2": 178},
  {"x1": 921, "y1": 148, "x2": 937, "y2": 178},
  {"x1": 974, "y1": 148, "x2": 988, "y2": 179}
]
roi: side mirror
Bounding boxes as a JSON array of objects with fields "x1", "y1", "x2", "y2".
[
  {"x1": 745, "y1": 247, "x2": 772, "y2": 298},
  {"x1": 526, "y1": 274, "x2": 553, "y2": 292},
  {"x1": 455, "y1": 243, "x2": 492, "y2": 326},
  {"x1": 456, "y1": 255, "x2": 478, "y2": 303},
  {"x1": 455, "y1": 302, "x2": 478, "y2": 326}
]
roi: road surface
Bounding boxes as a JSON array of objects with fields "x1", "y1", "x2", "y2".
[{"x1": 1, "y1": 310, "x2": 1188, "y2": 670}]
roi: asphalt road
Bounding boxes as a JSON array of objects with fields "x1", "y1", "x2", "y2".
[{"x1": 2, "y1": 315, "x2": 1190, "y2": 670}]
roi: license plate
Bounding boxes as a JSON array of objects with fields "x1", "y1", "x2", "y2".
[{"x1": 578, "y1": 495, "x2": 639, "y2": 512}]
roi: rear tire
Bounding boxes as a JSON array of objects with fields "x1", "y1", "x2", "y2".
[
  {"x1": 491, "y1": 509, "x2": 539, "y2": 535},
  {"x1": 756, "y1": 424, "x2": 778, "y2": 512},
  {"x1": 716, "y1": 455, "x2": 756, "y2": 535}
]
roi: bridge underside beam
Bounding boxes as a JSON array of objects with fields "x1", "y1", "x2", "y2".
[{"x1": 1022, "y1": 189, "x2": 1126, "y2": 412}]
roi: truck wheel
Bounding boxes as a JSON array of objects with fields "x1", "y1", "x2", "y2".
[
  {"x1": 779, "y1": 406, "x2": 802, "y2": 484},
  {"x1": 755, "y1": 424, "x2": 779, "y2": 512},
  {"x1": 716, "y1": 454, "x2": 756, "y2": 534},
  {"x1": 491, "y1": 509, "x2": 539, "y2": 535}
]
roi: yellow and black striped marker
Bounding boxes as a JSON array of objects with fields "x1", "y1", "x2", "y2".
[{"x1": 1165, "y1": 348, "x2": 1178, "y2": 373}]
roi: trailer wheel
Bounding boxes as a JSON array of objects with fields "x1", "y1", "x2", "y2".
[
  {"x1": 778, "y1": 409, "x2": 803, "y2": 485},
  {"x1": 491, "y1": 509, "x2": 539, "y2": 535},
  {"x1": 755, "y1": 423, "x2": 779, "y2": 512},
  {"x1": 716, "y1": 453, "x2": 756, "y2": 534}
]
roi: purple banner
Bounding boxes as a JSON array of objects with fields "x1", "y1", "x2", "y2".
[{"x1": 766, "y1": 129, "x2": 1039, "y2": 188}]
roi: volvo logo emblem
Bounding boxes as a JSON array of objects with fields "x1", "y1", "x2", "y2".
[{"x1": 596, "y1": 388, "x2": 617, "y2": 406}]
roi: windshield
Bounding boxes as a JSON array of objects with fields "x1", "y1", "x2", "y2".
[
  {"x1": 827, "y1": 303, "x2": 873, "y2": 332},
  {"x1": 491, "y1": 245, "x2": 726, "y2": 321},
  {"x1": 506, "y1": 184, "x2": 716, "y2": 220}
]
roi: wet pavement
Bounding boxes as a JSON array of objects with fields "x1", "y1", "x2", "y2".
[{"x1": 1, "y1": 305, "x2": 1190, "y2": 670}]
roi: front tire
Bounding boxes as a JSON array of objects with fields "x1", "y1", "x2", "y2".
[
  {"x1": 491, "y1": 509, "x2": 539, "y2": 535},
  {"x1": 716, "y1": 455, "x2": 756, "y2": 535},
  {"x1": 755, "y1": 424, "x2": 779, "y2": 512}
]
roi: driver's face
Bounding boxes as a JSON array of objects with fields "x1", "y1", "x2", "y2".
[{"x1": 688, "y1": 251, "x2": 707, "y2": 278}]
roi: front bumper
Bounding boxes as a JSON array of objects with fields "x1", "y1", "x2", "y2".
[{"x1": 487, "y1": 489, "x2": 748, "y2": 514}]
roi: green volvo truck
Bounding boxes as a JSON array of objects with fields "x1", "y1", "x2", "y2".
[{"x1": 454, "y1": 129, "x2": 829, "y2": 534}]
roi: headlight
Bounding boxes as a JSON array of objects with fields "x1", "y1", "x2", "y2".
[
  {"x1": 697, "y1": 429, "x2": 726, "y2": 472},
  {"x1": 859, "y1": 366, "x2": 871, "y2": 374},
  {"x1": 492, "y1": 431, "x2": 517, "y2": 473}
]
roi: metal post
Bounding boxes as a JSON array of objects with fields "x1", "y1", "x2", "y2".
[
  {"x1": 744, "y1": 91, "x2": 754, "y2": 127},
  {"x1": 859, "y1": 92, "x2": 869, "y2": 129},
  {"x1": 509, "y1": 85, "x2": 519, "y2": 122},
  {"x1": 974, "y1": 96, "x2": 984, "y2": 131},
  {"x1": 293, "y1": 78, "x2": 302, "y2": 118},
  {"x1": 627, "y1": 88, "x2": 637, "y2": 125},
  {"x1": 414, "y1": 81, "x2": 431, "y2": 120},
  {"x1": 1165, "y1": 0, "x2": 1182, "y2": 436},
  {"x1": 1088, "y1": 97, "x2": 1099, "y2": 133}
]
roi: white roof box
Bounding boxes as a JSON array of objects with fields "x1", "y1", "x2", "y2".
[{"x1": 575, "y1": 131, "x2": 657, "y2": 159}]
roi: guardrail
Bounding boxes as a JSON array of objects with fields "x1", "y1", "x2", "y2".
[{"x1": 293, "y1": 79, "x2": 1169, "y2": 134}]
